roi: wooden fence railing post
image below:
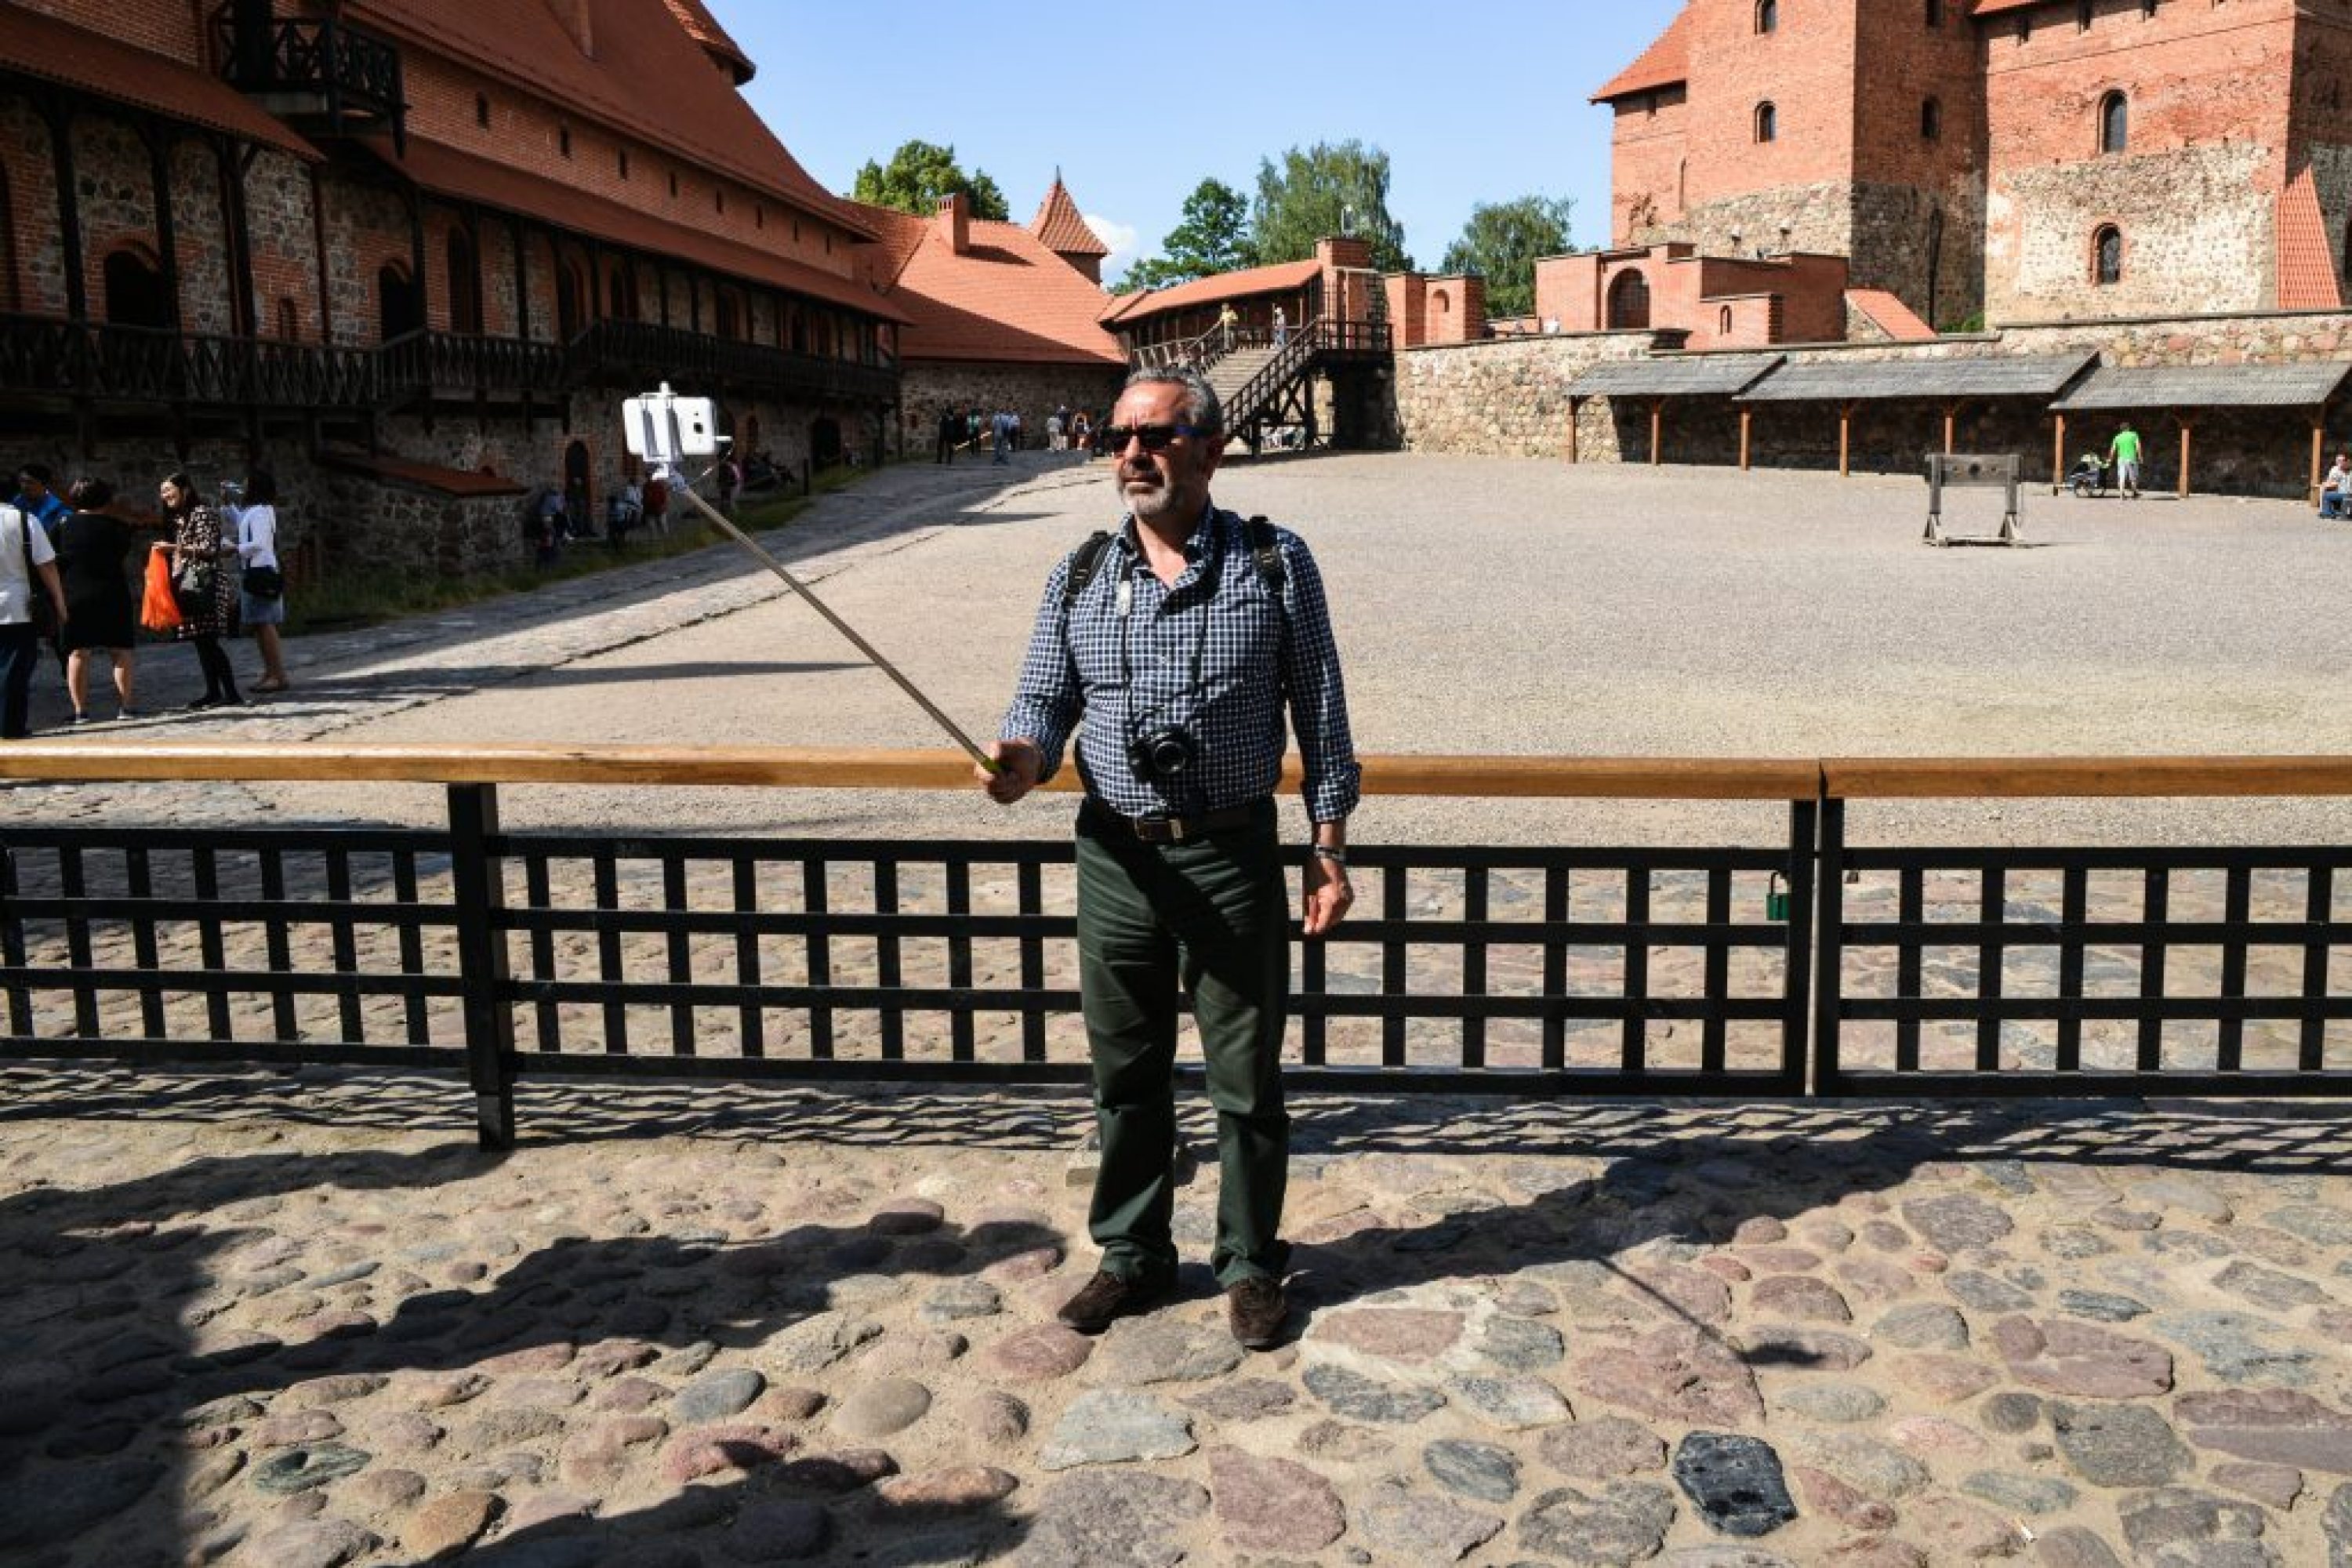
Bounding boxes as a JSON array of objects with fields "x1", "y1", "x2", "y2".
[{"x1": 447, "y1": 782, "x2": 517, "y2": 1150}]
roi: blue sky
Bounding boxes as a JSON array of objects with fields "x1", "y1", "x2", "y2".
[{"x1": 711, "y1": 2, "x2": 1684, "y2": 285}]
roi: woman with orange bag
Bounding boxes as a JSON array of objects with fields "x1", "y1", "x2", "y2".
[{"x1": 153, "y1": 470, "x2": 242, "y2": 710}]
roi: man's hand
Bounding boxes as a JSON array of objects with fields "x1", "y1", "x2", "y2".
[
  {"x1": 1301, "y1": 855, "x2": 1353, "y2": 937},
  {"x1": 978, "y1": 739, "x2": 1042, "y2": 804}
]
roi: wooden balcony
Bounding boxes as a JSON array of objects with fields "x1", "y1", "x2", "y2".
[
  {"x1": 567, "y1": 320, "x2": 898, "y2": 406},
  {"x1": 0, "y1": 316, "x2": 376, "y2": 409},
  {"x1": 212, "y1": 2, "x2": 406, "y2": 152}
]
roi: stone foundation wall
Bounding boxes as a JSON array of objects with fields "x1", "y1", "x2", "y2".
[
  {"x1": 1393, "y1": 333, "x2": 1654, "y2": 459},
  {"x1": 903, "y1": 362, "x2": 1127, "y2": 448},
  {"x1": 1987, "y1": 143, "x2": 2274, "y2": 322}
]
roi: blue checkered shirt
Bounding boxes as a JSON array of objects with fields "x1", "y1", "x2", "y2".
[{"x1": 1001, "y1": 504, "x2": 1360, "y2": 823}]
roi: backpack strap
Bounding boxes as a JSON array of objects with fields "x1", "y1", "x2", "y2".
[
  {"x1": 1060, "y1": 529, "x2": 1116, "y2": 608},
  {"x1": 1243, "y1": 515, "x2": 1285, "y2": 596}
]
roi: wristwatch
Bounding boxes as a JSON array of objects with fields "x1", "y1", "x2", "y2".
[{"x1": 1309, "y1": 845, "x2": 1348, "y2": 867}]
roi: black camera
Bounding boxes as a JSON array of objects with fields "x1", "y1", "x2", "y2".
[{"x1": 1127, "y1": 725, "x2": 1199, "y2": 782}]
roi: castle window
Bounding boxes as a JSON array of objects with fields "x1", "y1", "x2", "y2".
[
  {"x1": 1922, "y1": 96, "x2": 1942, "y2": 140},
  {"x1": 2093, "y1": 225, "x2": 2123, "y2": 285},
  {"x1": 2077, "y1": 0, "x2": 2092, "y2": 31},
  {"x1": 1926, "y1": 0, "x2": 1943, "y2": 23},
  {"x1": 619, "y1": 148, "x2": 630, "y2": 179},
  {"x1": 1755, "y1": 101, "x2": 1778, "y2": 143},
  {"x1": 2099, "y1": 91, "x2": 2129, "y2": 154},
  {"x1": 1606, "y1": 270, "x2": 1652, "y2": 329},
  {"x1": 1719, "y1": 306, "x2": 1733, "y2": 335},
  {"x1": 474, "y1": 94, "x2": 489, "y2": 129},
  {"x1": 557, "y1": 124, "x2": 572, "y2": 158},
  {"x1": 716, "y1": 188, "x2": 725, "y2": 214},
  {"x1": 1756, "y1": 0, "x2": 1777, "y2": 33},
  {"x1": 670, "y1": 172, "x2": 680, "y2": 198}
]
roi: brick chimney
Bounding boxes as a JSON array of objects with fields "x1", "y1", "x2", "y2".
[{"x1": 937, "y1": 192, "x2": 970, "y2": 256}]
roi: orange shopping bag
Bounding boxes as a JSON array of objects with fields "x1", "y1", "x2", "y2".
[{"x1": 140, "y1": 548, "x2": 184, "y2": 633}]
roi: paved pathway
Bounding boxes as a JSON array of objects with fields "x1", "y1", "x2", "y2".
[
  {"x1": 5, "y1": 458, "x2": 2352, "y2": 1565},
  {"x1": 1, "y1": 1069, "x2": 2348, "y2": 1566}
]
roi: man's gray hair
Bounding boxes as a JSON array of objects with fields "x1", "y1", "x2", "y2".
[{"x1": 1121, "y1": 365, "x2": 1223, "y2": 435}]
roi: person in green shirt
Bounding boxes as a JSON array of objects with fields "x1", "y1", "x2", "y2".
[{"x1": 2108, "y1": 422, "x2": 2145, "y2": 498}]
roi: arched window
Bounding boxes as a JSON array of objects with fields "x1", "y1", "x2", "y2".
[
  {"x1": 1922, "y1": 96, "x2": 1942, "y2": 140},
  {"x1": 103, "y1": 246, "x2": 170, "y2": 328},
  {"x1": 1719, "y1": 306, "x2": 1733, "y2": 335},
  {"x1": 1755, "y1": 102, "x2": 1778, "y2": 143},
  {"x1": 554, "y1": 259, "x2": 586, "y2": 339},
  {"x1": 2099, "y1": 91, "x2": 2129, "y2": 155},
  {"x1": 445, "y1": 228, "x2": 481, "y2": 334},
  {"x1": 1606, "y1": 270, "x2": 1652, "y2": 329},
  {"x1": 376, "y1": 260, "x2": 421, "y2": 341},
  {"x1": 2093, "y1": 225, "x2": 2123, "y2": 285},
  {"x1": 1756, "y1": 0, "x2": 1777, "y2": 33}
]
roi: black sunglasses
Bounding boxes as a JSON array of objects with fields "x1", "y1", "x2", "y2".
[{"x1": 1102, "y1": 423, "x2": 1204, "y2": 452}]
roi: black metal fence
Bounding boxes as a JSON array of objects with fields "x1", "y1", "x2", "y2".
[{"x1": 2, "y1": 756, "x2": 2347, "y2": 1149}]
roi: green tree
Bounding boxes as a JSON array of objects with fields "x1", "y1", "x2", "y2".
[
  {"x1": 848, "y1": 139, "x2": 1008, "y2": 221},
  {"x1": 1247, "y1": 140, "x2": 1411, "y2": 274},
  {"x1": 1438, "y1": 195, "x2": 1576, "y2": 320},
  {"x1": 1117, "y1": 177, "x2": 1255, "y2": 291}
]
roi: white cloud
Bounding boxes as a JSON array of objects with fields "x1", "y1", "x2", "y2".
[{"x1": 1084, "y1": 212, "x2": 1140, "y2": 274}]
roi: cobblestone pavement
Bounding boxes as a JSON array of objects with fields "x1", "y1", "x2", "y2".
[
  {"x1": 5, "y1": 457, "x2": 2352, "y2": 1565},
  {"x1": 2, "y1": 1069, "x2": 2348, "y2": 1566}
]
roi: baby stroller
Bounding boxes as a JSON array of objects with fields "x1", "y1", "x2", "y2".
[{"x1": 2063, "y1": 452, "x2": 2111, "y2": 498}]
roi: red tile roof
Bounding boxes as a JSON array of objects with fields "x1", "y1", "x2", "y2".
[
  {"x1": 376, "y1": 140, "x2": 909, "y2": 321},
  {"x1": 659, "y1": 0, "x2": 754, "y2": 82},
  {"x1": 1844, "y1": 289, "x2": 1940, "y2": 343},
  {"x1": 1592, "y1": 5, "x2": 1691, "y2": 103},
  {"x1": 1101, "y1": 260, "x2": 1324, "y2": 326},
  {"x1": 0, "y1": 6, "x2": 321, "y2": 161},
  {"x1": 346, "y1": 0, "x2": 866, "y2": 235},
  {"x1": 860, "y1": 205, "x2": 1124, "y2": 367},
  {"x1": 2276, "y1": 166, "x2": 2346, "y2": 312},
  {"x1": 1029, "y1": 179, "x2": 1109, "y2": 258}
]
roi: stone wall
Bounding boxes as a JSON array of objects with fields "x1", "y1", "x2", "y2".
[
  {"x1": 1396, "y1": 307, "x2": 2352, "y2": 499},
  {"x1": 903, "y1": 362, "x2": 1127, "y2": 448},
  {"x1": 2, "y1": 96, "x2": 66, "y2": 314},
  {"x1": 1393, "y1": 332, "x2": 1653, "y2": 460},
  {"x1": 1987, "y1": 143, "x2": 2274, "y2": 322}
]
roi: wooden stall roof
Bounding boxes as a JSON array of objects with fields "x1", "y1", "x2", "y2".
[
  {"x1": 1736, "y1": 351, "x2": 2098, "y2": 404},
  {"x1": 1566, "y1": 354, "x2": 1785, "y2": 398},
  {"x1": 2049, "y1": 362, "x2": 2352, "y2": 412}
]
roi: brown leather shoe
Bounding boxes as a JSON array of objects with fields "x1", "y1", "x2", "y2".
[
  {"x1": 1226, "y1": 1276, "x2": 1287, "y2": 1349},
  {"x1": 1056, "y1": 1270, "x2": 1167, "y2": 1334}
]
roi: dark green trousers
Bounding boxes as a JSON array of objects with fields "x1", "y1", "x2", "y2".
[{"x1": 1074, "y1": 797, "x2": 1290, "y2": 1289}]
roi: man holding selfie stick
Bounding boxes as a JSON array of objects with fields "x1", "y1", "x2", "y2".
[{"x1": 978, "y1": 365, "x2": 1359, "y2": 1350}]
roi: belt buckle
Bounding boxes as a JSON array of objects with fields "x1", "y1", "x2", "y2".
[{"x1": 1134, "y1": 814, "x2": 1180, "y2": 844}]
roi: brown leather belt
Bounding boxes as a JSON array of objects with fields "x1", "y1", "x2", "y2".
[{"x1": 1084, "y1": 797, "x2": 1264, "y2": 844}]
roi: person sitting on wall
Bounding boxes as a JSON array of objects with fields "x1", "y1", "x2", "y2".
[{"x1": 2322, "y1": 452, "x2": 2351, "y2": 520}]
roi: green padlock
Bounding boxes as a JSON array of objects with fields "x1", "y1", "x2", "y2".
[{"x1": 1765, "y1": 871, "x2": 1790, "y2": 922}]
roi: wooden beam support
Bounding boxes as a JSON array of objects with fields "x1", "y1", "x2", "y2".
[
  {"x1": 1566, "y1": 394, "x2": 1581, "y2": 463},
  {"x1": 1942, "y1": 401, "x2": 1959, "y2": 456},
  {"x1": 2313, "y1": 409, "x2": 2328, "y2": 507},
  {"x1": 2053, "y1": 412, "x2": 2067, "y2": 492},
  {"x1": 2178, "y1": 420, "x2": 2192, "y2": 499},
  {"x1": 1649, "y1": 398, "x2": 1663, "y2": 466},
  {"x1": 1739, "y1": 406, "x2": 1752, "y2": 471},
  {"x1": 1838, "y1": 402, "x2": 1853, "y2": 478}
]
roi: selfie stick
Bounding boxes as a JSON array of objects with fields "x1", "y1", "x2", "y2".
[{"x1": 667, "y1": 480, "x2": 997, "y2": 773}]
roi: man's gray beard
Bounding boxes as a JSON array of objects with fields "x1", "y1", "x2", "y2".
[{"x1": 1121, "y1": 476, "x2": 1181, "y2": 525}]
